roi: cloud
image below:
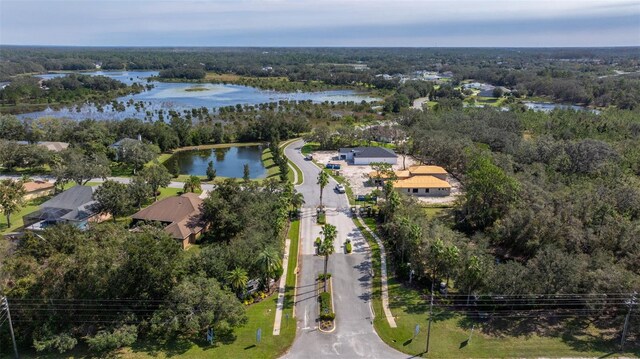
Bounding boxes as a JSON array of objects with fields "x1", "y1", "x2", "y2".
[{"x1": 1, "y1": 0, "x2": 639, "y2": 46}]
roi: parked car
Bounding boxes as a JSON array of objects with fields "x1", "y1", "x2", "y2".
[
  {"x1": 335, "y1": 184, "x2": 346, "y2": 193},
  {"x1": 305, "y1": 154, "x2": 313, "y2": 160}
]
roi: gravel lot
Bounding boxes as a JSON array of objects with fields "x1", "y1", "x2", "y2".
[{"x1": 311, "y1": 150, "x2": 462, "y2": 204}]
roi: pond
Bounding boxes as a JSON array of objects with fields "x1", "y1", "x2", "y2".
[
  {"x1": 524, "y1": 101, "x2": 600, "y2": 114},
  {"x1": 16, "y1": 71, "x2": 378, "y2": 121},
  {"x1": 163, "y1": 145, "x2": 267, "y2": 179}
]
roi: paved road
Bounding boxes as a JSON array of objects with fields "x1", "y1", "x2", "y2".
[{"x1": 283, "y1": 140, "x2": 406, "y2": 359}]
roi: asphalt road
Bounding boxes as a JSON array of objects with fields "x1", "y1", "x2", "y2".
[{"x1": 283, "y1": 140, "x2": 407, "y2": 359}]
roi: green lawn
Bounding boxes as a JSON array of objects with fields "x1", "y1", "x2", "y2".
[{"x1": 261, "y1": 148, "x2": 281, "y2": 179}]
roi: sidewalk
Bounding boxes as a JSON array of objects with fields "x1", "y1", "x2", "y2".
[{"x1": 354, "y1": 215, "x2": 397, "y2": 328}]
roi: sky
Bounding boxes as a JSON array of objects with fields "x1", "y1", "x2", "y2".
[{"x1": 1, "y1": 0, "x2": 639, "y2": 47}]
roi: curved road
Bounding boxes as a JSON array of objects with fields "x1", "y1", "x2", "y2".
[{"x1": 283, "y1": 140, "x2": 407, "y2": 359}]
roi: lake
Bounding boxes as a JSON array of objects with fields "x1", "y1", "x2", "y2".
[
  {"x1": 164, "y1": 145, "x2": 267, "y2": 179},
  {"x1": 16, "y1": 71, "x2": 378, "y2": 121}
]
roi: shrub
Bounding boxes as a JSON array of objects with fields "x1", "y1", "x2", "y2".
[
  {"x1": 317, "y1": 273, "x2": 332, "y2": 280},
  {"x1": 86, "y1": 325, "x2": 138, "y2": 352},
  {"x1": 315, "y1": 237, "x2": 322, "y2": 247},
  {"x1": 320, "y1": 312, "x2": 336, "y2": 321},
  {"x1": 345, "y1": 241, "x2": 352, "y2": 253},
  {"x1": 317, "y1": 212, "x2": 326, "y2": 224}
]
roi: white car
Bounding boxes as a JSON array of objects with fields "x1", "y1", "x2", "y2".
[{"x1": 335, "y1": 184, "x2": 346, "y2": 193}]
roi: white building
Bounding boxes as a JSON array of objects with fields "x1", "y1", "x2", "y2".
[{"x1": 339, "y1": 147, "x2": 397, "y2": 165}]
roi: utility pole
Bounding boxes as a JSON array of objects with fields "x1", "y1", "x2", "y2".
[
  {"x1": 425, "y1": 279, "x2": 435, "y2": 355},
  {"x1": 1, "y1": 296, "x2": 19, "y2": 359},
  {"x1": 620, "y1": 291, "x2": 637, "y2": 352}
]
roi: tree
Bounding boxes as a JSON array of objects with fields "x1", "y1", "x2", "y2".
[
  {"x1": 317, "y1": 170, "x2": 329, "y2": 208},
  {"x1": 318, "y1": 224, "x2": 337, "y2": 292},
  {"x1": 290, "y1": 190, "x2": 305, "y2": 216},
  {"x1": 0, "y1": 179, "x2": 25, "y2": 227},
  {"x1": 151, "y1": 276, "x2": 246, "y2": 339},
  {"x1": 170, "y1": 160, "x2": 180, "y2": 178},
  {"x1": 54, "y1": 148, "x2": 110, "y2": 185},
  {"x1": 243, "y1": 163, "x2": 251, "y2": 182},
  {"x1": 370, "y1": 162, "x2": 395, "y2": 189},
  {"x1": 458, "y1": 153, "x2": 520, "y2": 231},
  {"x1": 117, "y1": 139, "x2": 159, "y2": 174},
  {"x1": 206, "y1": 160, "x2": 216, "y2": 181},
  {"x1": 255, "y1": 248, "x2": 282, "y2": 290},
  {"x1": 128, "y1": 176, "x2": 152, "y2": 210},
  {"x1": 140, "y1": 163, "x2": 172, "y2": 201},
  {"x1": 94, "y1": 180, "x2": 131, "y2": 222},
  {"x1": 226, "y1": 267, "x2": 249, "y2": 298},
  {"x1": 183, "y1": 175, "x2": 201, "y2": 193}
]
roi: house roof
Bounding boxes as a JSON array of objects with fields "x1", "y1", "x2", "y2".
[
  {"x1": 368, "y1": 170, "x2": 411, "y2": 179},
  {"x1": 408, "y1": 165, "x2": 448, "y2": 176},
  {"x1": 109, "y1": 138, "x2": 139, "y2": 148},
  {"x1": 393, "y1": 175, "x2": 451, "y2": 189},
  {"x1": 131, "y1": 193, "x2": 204, "y2": 240},
  {"x1": 32, "y1": 185, "x2": 98, "y2": 222},
  {"x1": 23, "y1": 181, "x2": 54, "y2": 193},
  {"x1": 338, "y1": 147, "x2": 397, "y2": 158},
  {"x1": 13, "y1": 141, "x2": 69, "y2": 152}
]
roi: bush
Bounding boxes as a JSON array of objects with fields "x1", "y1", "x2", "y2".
[
  {"x1": 345, "y1": 241, "x2": 352, "y2": 253},
  {"x1": 317, "y1": 273, "x2": 332, "y2": 280},
  {"x1": 318, "y1": 291, "x2": 335, "y2": 321},
  {"x1": 320, "y1": 312, "x2": 336, "y2": 321},
  {"x1": 317, "y1": 212, "x2": 326, "y2": 224},
  {"x1": 86, "y1": 325, "x2": 138, "y2": 352}
]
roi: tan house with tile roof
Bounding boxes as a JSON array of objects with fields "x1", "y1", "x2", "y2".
[
  {"x1": 369, "y1": 165, "x2": 452, "y2": 197},
  {"x1": 22, "y1": 180, "x2": 55, "y2": 200},
  {"x1": 131, "y1": 193, "x2": 206, "y2": 249}
]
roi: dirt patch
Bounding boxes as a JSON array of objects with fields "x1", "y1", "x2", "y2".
[{"x1": 312, "y1": 150, "x2": 462, "y2": 205}]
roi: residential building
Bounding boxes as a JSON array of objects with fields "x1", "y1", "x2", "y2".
[
  {"x1": 339, "y1": 147, "x2": 397, "y2": 165},
  {"x1": 15, "y1": 141, "x2": 69, "y2": 152},
  {"x1": 131, "y1": 193, "x2": 206, "y2": 249},
  {"x1": 23, "y1": 180, "x2": 55, "y2": 200},
  {"x1": 23, "y1": 186, "x2": 107, "y2": 231}
]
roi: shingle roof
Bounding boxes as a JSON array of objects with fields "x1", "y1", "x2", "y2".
[
  {"x1": 38, "y1": 185, "x2": 98, "y2": 221},
  {"x1": 408, "y1": 165, "x2": 448, "y2": 175},
  {"x1": 393, "y1": 175, "x2": 451, "y2": 189},
  {"x1": 131, "y1": 193, "x2": 204, "y2": 240},
  {"x1": 338, "y1": 147, "x2": 397, "y2": 158}
]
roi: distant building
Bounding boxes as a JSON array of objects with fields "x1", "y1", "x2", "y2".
[
  {"x1": 22, "y1": 180, "x2": 55, "y2": 201},
  {"x1": 23, "y1": 186, "x2": 107, "y2": 231},
  {"x1": 15, "y1": 141, "x2": 69, "y2": 152},
  {"x1": 131, "y1": 193, "x2": 206, "y2": 249},
  {"x1": 339, "y1": 147, "x2": 398, "y2": 165},
  {"x1": 109, "y1": 135, "x2": 142, "y2": 160}
]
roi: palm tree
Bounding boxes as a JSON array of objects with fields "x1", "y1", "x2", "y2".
[
  {"x1": 255, "y1": 248, "x2": 282, "y2": 291},
  {"x1": 317, "y1": 170, "x2": 329, "y2": 209},
  {"x1": 0, "y1": 179, "x2": 25, "y2": 227},
  {"x1": 290, "y1": 190, "x2": 305, "y2": 217},
  {"x1": 226, "y1": 267, "x2": 249, "y2": 299},
  {"x1": 319, "y1": 224, "x2": 337, "y2": 292},
  {"x1": 183, "y1": 175, "x2": 201, "y2": 193}
]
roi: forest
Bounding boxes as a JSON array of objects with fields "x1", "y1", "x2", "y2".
[
  {"x1": 0, "y1": 178, "x2": 295, "y2": 353},
  {"x1": 1, "y1": 46, "x2": 639, "y2": 108}
]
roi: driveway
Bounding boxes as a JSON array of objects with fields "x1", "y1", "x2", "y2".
[{"x1": 283, "y1": 140, "x2": 407, "y2": 359}]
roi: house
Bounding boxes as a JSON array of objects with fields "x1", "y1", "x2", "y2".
[
  {"x1": 369, "y1": 165, "x2": 452, "y2": 197},
  {"x1": 22, "y1": 186, "x2": 107, "y2": 231},
  {"x1": 339, "y1": 147, "x2": 397, "y2": 165},
  {"x1": 393, "y1": 176, "x2": 451, "y2": 197},
  {"x1": 23, "y1": 180, "x2": 55, "y2": 200},
  {"x1": 15, "y1": 141, "x2": 69, "y2": 152},
  {"x1": 131, "y1": 193, "x2": 206, "y2": 249},
  {"x1": 109, "y1": 135, "x2": 142, "y2": 160}
]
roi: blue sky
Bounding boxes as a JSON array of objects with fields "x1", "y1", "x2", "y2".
[{"x1": 1, "y1": 0, "x2": 639, "y2": 47}]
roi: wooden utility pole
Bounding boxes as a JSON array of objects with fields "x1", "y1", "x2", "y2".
[
  {"x1": 1, "y1": 296, "x2": 19, "y2": 359},
  {"x1": 620, "y1": 291, "x2": 637, "y2": 352}
]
